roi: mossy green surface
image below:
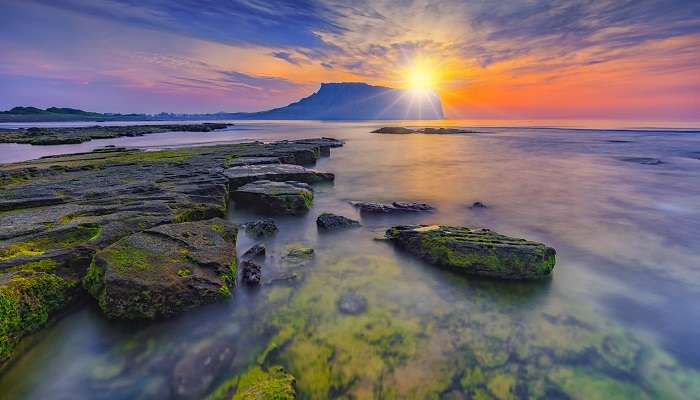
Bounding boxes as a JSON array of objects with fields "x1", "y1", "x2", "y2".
[
  {"x1": 0, "y1": 225, "x2": 101, "y2": 262},
  {"x1": 0, "y1": 270, "x2": 77, "y2": 365},
  {"x1": 209, "y1": 365, "x2": 296, "y2": 400}
]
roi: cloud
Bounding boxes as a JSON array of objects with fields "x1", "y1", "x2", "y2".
[{"x1": 271, "y1": 51, "x2": 305, "y2": 65}]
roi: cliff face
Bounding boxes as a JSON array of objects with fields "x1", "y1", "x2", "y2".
[{"x1": 247, "y1": 82, "x2": 444, "y2": 120}]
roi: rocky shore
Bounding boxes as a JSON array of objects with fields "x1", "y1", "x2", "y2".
[
  {"x1": 0, "y1": 123, "x2": 232, "y2": 145},
  {"x1": 0, "y1": 135, "x2": 559, "y2": 397}
]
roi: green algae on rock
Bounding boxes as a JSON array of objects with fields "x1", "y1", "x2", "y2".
[
  {"x1": 84, "y1": 218, "x2": 238, "y2": 319},
  {"x1": 232, "y1": 180, "x2": 313, "y2": 215},
  {"x1": 208, "y1": 365, "x2": 296, "y2": 400},
  {"x1": 385, "y1": 225, "x2": 556, "y2": 279}
]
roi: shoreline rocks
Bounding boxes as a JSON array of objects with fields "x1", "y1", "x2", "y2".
[
  {"x1": 242, "y1": 219, "x2": 278, "y2": 238},
  {"x1": 316, "y1": 213, "x2": 360, "y2": 231},
  {"x1": 83, "y1": 218, "x2": 238, "y2": 320},
  {"x1": 351, "y1": 201, "x2": 435, "y2": 214},
  {"x1": 385, "y1": 225, "x2": 556, "y2": 280},
  {"x1": 224, "y1": 164, "x2": 334, "y2": 188},
  {"x1": 232, "y1": 180, "x2": 313, "y2": 215},
  {"x1": 372, "y1": 127, "x2": 478, "y2": 135}
]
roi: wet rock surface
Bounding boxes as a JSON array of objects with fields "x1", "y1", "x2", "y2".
[
  {"x1": 84, "y1": 218, "x2": 238, "y2": 319},
  {"x1": 0, "y1": 123, "x2": 232, "y2": 145},
  {"x1": 385, "y1": 225, "x2": 556, "y2": 279},
  {"x1": 242, "y1": 219, "x2": 278, "y2": 238},
  {"x1": 242, "y1": 244, "x2": 266, "y2": 260},
  {"x1": 351, "y1": 201, "x2": 435, "y2": 213},
  {"x1": 469, "y1": 201, "x2": 488, "y2": 209},
  {"x1": 0, "y1": 137, "x2": 342, "y2": 361},
  {"x1": 232, "y1": 180, "x2": 313, "y2": 215},
  {"x1": 223, "y1": 163, "x2": 334, "y2": 187},
  {"x1": 316, "y1": 212, "x2": 360, "y2": 231},
  {"x1": 336, "y1": 290, "x2": 368, "y2": 315},
  {"x1": 241, "y1": 260, "x2": 262, "y2": 287}
]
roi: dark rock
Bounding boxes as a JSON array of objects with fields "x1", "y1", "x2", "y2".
[
  {"x1": 619, "y1": 157, "x2": 664, "y2": 165},
  {"x1": 172, "y1": 339, "x2": 235, "y2": 400},
  {"x1": 351, "y1": 201, "x2": 435, "y2": 213},
  {"x1": 316, "y1": 213, "x2": 360, "y2": 231},
  {"x1": 225, "y1": 157, "x2": 280, "y2": 167},
  {"x1": 242, "y1": 244, "x2": 266, "y2": 260},
  {"x1": 232, "y1": 180, "x2": 313, "y2": 215},
  {"x1": 336, "y1": 291, "x2": 368, "y2": 315},
  {"x1": 372, "y1": 127, "x2": 415, "y2": 134},
  {"x1": 223, "y1": 163, "x2": 334, "y2": 188},
  {"x1": 469, "y1": 201, "x2": 488, "y2": 209},
  {"x1": 385, "y1": 225, "x2": 556, "y2": 280},
  {"x1": 241, "y1": 260, "x2": 262, "y2": 287},
  {"x1": 242, "y1": 219, "x2": 278, "y2": 238},
  {"x1": 84, "y1": 218, "x2": 238, "y2": 319}
]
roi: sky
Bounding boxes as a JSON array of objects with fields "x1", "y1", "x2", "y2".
[{"x1": 1, "y1": 0, "x2": 699, "y2": 120}]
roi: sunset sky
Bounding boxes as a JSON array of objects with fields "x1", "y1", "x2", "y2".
[{"x1": 1, "y1": 0, "x2": 699, "y2": 120}]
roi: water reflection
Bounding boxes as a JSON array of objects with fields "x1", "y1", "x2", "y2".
[{"x1": 1, "y1": 121, "x2": 699, "y2": 398}]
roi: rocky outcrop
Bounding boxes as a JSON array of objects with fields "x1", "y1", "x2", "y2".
[
  {"x1": 385, "y1": 225, "x2": 556, "y2": 279},
  {"x1": 351, "y1": 201, "x2": 435, "y2": 213},
  {"x1": 232, "y1": 180, "x2": 313, "y2": 215},
  {"x1": 372, "y1": 127, "x2": 477, "y2": 135},
  {"x1": 316, "y1": 213, "x2": 360, "y2": 231},
  {"x1": 223, "y1": 164, "x2": 334, "y2": 187},
  {"x1": 84, "y1": 218, "x2": 238, "y2": 319}
]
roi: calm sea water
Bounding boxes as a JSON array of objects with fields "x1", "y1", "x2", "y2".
[{"x1": 1, "y1": 121, "x2": 700, "y2": 399}]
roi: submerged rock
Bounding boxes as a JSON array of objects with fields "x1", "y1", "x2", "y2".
[
  {"x1": 84, "y1": 218, "x2": 238, "y2": 319},
  {"x1": 241, "y1": 260, "x2": 262, "y2": 287},
  {"x1": 223, "y1": 163, "x2": 334, "y2": 188},
  {"x1": 232, "y1": 180, "x2": 313, "y2": 215},
  {"x1": 172, "y1": 339, "x2": 235, "y2": 400},
  {"x1": 242, "y1": 219, "x2": 278, "y2": 238},
  {"x1": 351, "y1": 201, "x2": 435, "y2": 214},
  {"x1": 619, "y1": 157, "x2": 664, "y2": 165},
  {"x1": 316, "y1": 213, "x2": 360, "y2": 231},
  {"x1": 242, "y1": 244, "x2": 266, "y2": 260},
  {"x1": 282, "y1": 245, "x2": 315, "y2": 268},
  {"x1": 469, "y1": 201, "x2": 488, "y2": 209},
  {"x1": 336, "y1": 291, "x2": 368, "y2": 315},
  {"x1": 385, "y1": 225, "x2": 556, "y2": 279},
  {"x1": 208, "y1": 365, "x2": 295, "y2": 400}
]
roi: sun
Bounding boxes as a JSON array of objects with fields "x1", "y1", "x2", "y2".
[{"x1": 403, "y1": 62, "x2": 439, "y2": 93}]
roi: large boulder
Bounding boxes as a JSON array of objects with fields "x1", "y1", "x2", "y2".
[
  {"x1": 232, "y1": 180, "x2": 313, "y2": 215},
  {"x1": 223, "y1": 163, "x2": 334, "y2": 188},
  {"x1": 351, "y1": 201, "x2": 434, "y2": 214},
  {"x1": 83, "y1": 218, "x2": 238, "y2": 319},
  {"x1": 316, "y1": 213, "x2": 360, "y2": 231},
  {"x1": 385, "y1": 225, "x2": 556, "y2": 279}
]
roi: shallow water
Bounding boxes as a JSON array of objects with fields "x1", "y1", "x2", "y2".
[{"x1": 1, "y1": 121, "x2": 700, "y2": 399}]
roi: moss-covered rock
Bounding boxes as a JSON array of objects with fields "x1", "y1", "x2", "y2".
[
  {"x1": 385, "y1": 225, "x2": 556, "y2": 279},
  {"x1": 232, "y1": 180, "x2": 313, "y2": 215},
  {"x1": 0, "y1": 268, "x2": 80, "y2": 367},
  {"x1": 208, "y1": 365, "x2": 296, "y2": 400},
  {"x1": 84, "y1": 218, "x2": 238, "y2": 319}
]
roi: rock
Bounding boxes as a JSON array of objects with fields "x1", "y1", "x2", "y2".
[
  {"x1": 372, "y1": 127, "x2": 415, "y2": 134},
  {"x1": 172, "y1": 340, "x2": 235, "y2": 400},
  {"x1": 351, "y1": 201, "x2": 435, "y2": 214},
  {"x1": 225, "y1": 157, "x2": 281, "y2": 167},
  {"x1": 241, "y1": 260, "x2": 262, "y2": 287},
  {"x1": 242, "y1": 244, "x2": 266, "y2": 260},
  {"x1": 619, "y1": 157, "x2": 664, "y2": 165},
  {"x1": 232, "y1": 180, "x2": 313, "y2": 215},
  {"x1": 282, "y1": 245, "x2": 315, "y2": 268},
  {"x1": 223, "y1": 163, "x2": 334, "y2": 188},
  {"x1": 336, "y1": 291, "x2": 368, "y2": 315},
  {"x1": 385, "y1": 225, "x2": 556, "y2": 279},
  {"x1": 83, "y1": 218, "x2": 238, "y2": 319},
  {"x1": 208, "y1": 365, "x2": 295, "y2": 400},
  {"x1": 469, "y1": 201, "x2": 488, "y2": 209},
  {"x1": 242, "y1": 219, "x2": 278, "y2": 238},
  {"x1": 316, "y1": 213, "x2": 360, "y2": 231}
]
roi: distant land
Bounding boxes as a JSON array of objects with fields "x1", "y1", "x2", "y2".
[{"x1": 0, "y1": 83, "x2": 444, "y2": 122}]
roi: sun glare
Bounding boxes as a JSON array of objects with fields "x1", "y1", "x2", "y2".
[{"x1": 403, "y1": 62, "x2": 439, "y2": 93}]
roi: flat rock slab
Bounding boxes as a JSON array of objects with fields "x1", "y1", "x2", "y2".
[
  {"x1": 385, "y1": 225, "x2": 556, "y2": 280},
  {"x1": 232, "y1": 180, "x2": 313, "y2": 215},
  {"x1": 225, "y1": 157, "x2": 281, "y2": 167},
  {"x1": 84, "y1": 218, "x2": 237, "y2": 319},
  {"x1": 223, "y1": 163, "x2": 334, "y2": 188},
  {"x1": 352, "y1": 201, "x2": 434, "y2": 213}
]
